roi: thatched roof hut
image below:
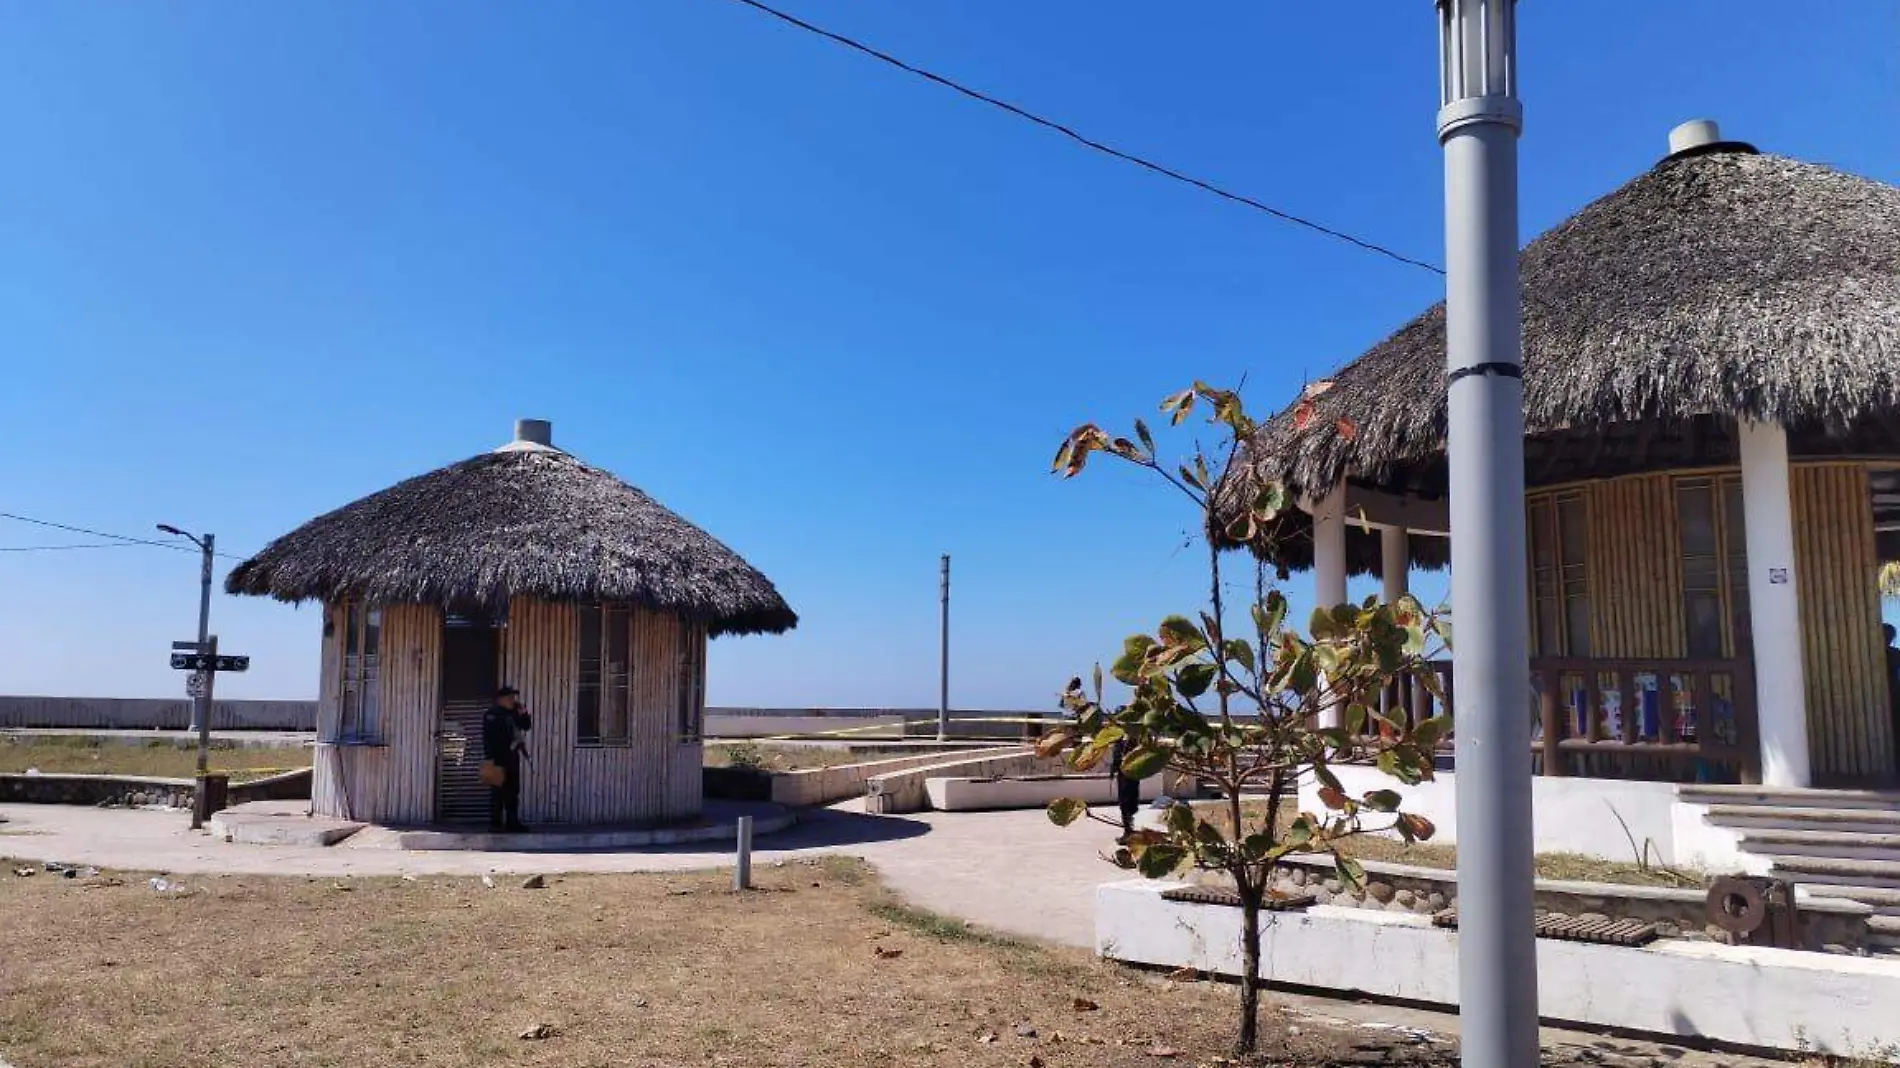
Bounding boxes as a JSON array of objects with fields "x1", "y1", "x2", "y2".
[
  {"x1": 1222, "y1": 136, "x2": 1900, "y2": 574},
  {"x1": 228, "y1": 419, "x2": 795, "y2": 832},
  {"x1": 227, "y1": 422, "x2": 796, "y2": 637}
]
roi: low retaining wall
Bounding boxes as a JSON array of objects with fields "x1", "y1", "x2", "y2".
[
  {"x1": 1234, "y1": 853, "x2": 1871, "y2": 953},
  {"x1": 1097, "y1": 880, "x2": 1900, "y2": 1060},
  {"x1": 706, "y1": 707, "x2": 1047, "y2": 741},
  {"x1": 863, "y1": 751, "x2": 1067, "y2": 814},
  {"x1": 0, "y1": 696, "x2": 317, "y2": 731},
  {"x1": 1296, "y1": 765, "x2": 1746, "y2": 869},
  {"x1": 925, "y1": 772, "x2": 1168, "y2": 812},
  {"x1": 768, "y1": 746, "x2": 1027, "y2": 807},
  {"x1": 0, "y1": 768, "x2": 312, "y2": 809}
]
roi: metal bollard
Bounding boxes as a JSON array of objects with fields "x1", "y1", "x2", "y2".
[{"x1": 734, "y1": 815, "x2": 753, "y2": 891}]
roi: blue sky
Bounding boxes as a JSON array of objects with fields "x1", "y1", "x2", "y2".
[{"x1": 1, "y1": 2, "x2": 1894, "y2": 709}]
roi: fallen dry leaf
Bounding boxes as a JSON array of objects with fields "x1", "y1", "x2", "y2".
[
  {"x1": 517, "y1": 1023, "x2": 556, "y2": 1041},
  {"x1": 1072, "y1": 997, "x2": 1100, "y2": 1012},
  {"x1": 1145, "y1": 1045, "x2": 1181, "y2": 1059},
  {"x1": 977, "y1": 1030, "x2": 998, "y2": 1045},
  {"x1": 1165, "y1": 967, "x2": 1198, "y2": 982},
  {"x1": 873, "y1": 946, "x2": 903, "y2": 960}
]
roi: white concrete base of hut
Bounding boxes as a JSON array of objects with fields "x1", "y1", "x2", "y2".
[{"x1": 208, "y1": 799, "x2": 792, "y2": 853}]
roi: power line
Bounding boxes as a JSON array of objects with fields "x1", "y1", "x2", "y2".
[
  {"x1": 0, "y1": 543, "x2": 147, "y2": 553},
  {"x1": 721, "y1": 0, "x2": 1445, "y2": 275},
  {"x1": 0, "y1": 512, "x2": 246, "y2": 560}
]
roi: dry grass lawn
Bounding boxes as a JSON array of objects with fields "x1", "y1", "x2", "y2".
[
  {"x1": 703, "y1": 742, "x2": 872, "y2": 772},
  {"x1": 0, "y1": 856, "x2": 1390, "y2": 1068},
  {"x1": 1203, "y1": 800, "x2": 1704, "y2": 888},
  {"x1": 0, "y1": 737, "x2": 302, "y2": 782}
]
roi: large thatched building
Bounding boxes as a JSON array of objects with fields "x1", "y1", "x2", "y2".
[
  {"x1": 1225, "y1": 120, "x2": 1900, "y2": 790},
  {"x1": 228, "y1": 419, "x2": 796, "y2": 826}
]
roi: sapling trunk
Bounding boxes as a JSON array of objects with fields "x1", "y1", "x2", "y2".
[{"x1": 1235, "y1": 868, "x2": 1265, "y2": 1055}]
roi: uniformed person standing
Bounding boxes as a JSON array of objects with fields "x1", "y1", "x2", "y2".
[
  {"x1": 1108, "y1": 737, "x2": 1143, "y2": 834},
  {"x1": 482, "y1": 686, "x2": 533, "y2": 832}
]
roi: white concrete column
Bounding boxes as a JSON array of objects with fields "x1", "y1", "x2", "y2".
[
  {"x1": 1313, "y1": 483, "x2": 1349, "y2": 609},
  {"x1": 1312, "y1": 483, "x2": 1348, "y2": 730},
  {"x1": 1738, "y1": 420, "x2": 1811, "y2": 788},
  {"x1": 1381, "y1": 526, "x2": 1409, "y2": 604}
]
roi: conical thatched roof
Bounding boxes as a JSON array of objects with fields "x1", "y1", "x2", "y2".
[
  {"x1": 226, "y1": 427, "x2": 797, "y2": 636},
  {"x1": 1222, "y1": 137, "x2": 1900, "y2": 567}
]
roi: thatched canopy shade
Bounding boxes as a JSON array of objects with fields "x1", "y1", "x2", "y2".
[
  {"x1": 226, "y1": 438, "x2": 797, "y2": 637},
  {"x1": 1220, "y1": 143, "x2": 1900, "y2": 564}
]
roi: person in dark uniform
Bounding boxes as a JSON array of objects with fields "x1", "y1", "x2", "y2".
[
  {"x1": 1885, "y1": 625, "x2": 1900, "y2": 769},
  {"x1": 1108, "y1": 737, "x2": 1143, "y2": 834},
  {"x1": 482, "y1": 686, "x2": 532, "y2": 832}
]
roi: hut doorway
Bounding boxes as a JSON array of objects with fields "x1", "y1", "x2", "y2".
[{"x1": 436, "y1": 614, "x2": 502, "y2": 824}]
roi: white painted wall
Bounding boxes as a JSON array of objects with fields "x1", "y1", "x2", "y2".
[
  {"x1": 1296, "y1": 765, "x2": 1744, "y2": 868},
  {"x1": 1738, "y1": 421, "x2": 1813, "y2": 788},
  {"x1": 926, "y1": 773, "x2": 1165, "y2": 811},
  {"x1": 1098, "y1": 881, "x2": 1900, "y2": 1061}
]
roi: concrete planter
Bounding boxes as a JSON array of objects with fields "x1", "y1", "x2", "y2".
[
  {"x1": 1097, "y1": 879, "x2": 1900, "y2": 1060},
  {"x1": 924, "y1": 773, "x2": 1167, "y2": 812}
]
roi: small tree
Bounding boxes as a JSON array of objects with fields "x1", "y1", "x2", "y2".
[{"x1": 1042, "y1": 383, "x2": 1450, "y2": 1057}]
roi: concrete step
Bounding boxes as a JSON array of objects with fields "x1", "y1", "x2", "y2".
[
  {"x1": 1801, "y1": 884, "x2": 1900, "y2": 916},
  {"x1": 1769, "y1": 855, "x2": 1900, "y2": 891},
  {"x1": 1736, "y1": 829, "x2": 1900, "y2": 863},
  {"x1": 1681, "y1": 784, "x2": 1900, "y2": 812},
  {"x1": 1704, "y1": 804, "x2": 1900, "y2": 835}
]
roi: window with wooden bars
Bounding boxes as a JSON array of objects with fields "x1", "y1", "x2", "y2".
[
  {"x1": 1674, "y1": 476, "x2": 1750, "y2": 658},
  {"x1": 576, "y1": 605, "x2": 632, "y2": 746},
  {"x1": 1527, "y1": 492, "x2": 1591, "y2": 656},
  {"x1": 677, "y1": 621, "x2": 706, "y2": 743},
  {"x1": 337, "y1": 603, "x2": 381, "y2": 743}
]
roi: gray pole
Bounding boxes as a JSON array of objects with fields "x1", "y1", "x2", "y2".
[
  {"x1": 192, "y1": 633, "x2": 218, "y2": 830},
  {"x1": 1435, "y1": 3, "x2": 1538, "y2": 1066},
  {"x1": 188, "y1": 533, "x2": 214, "y2": 734},
  {"x1": 937, "y1": 554, "x2": 950, "y2": 742},
  {"x1": 734, "y1": 814, "x2": 753, "y2": 891}
]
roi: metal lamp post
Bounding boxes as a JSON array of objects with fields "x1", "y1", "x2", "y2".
[
  {"x1": 1435, "y1": 2, "x2": 1539, "y2": 1066},
  {"x1": 937, "y1": 554, "x2": 950, "y2": 742},
  {"x1": 159, "y1": 524, "x2": 217, "y2": 830}
]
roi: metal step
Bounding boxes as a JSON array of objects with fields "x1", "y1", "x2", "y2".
[
  {"x1": 1769, "y1": 855, "x2": 1900, "y2": 890},
  {"x1": 1704, "y1": 804, "x2": 1900, "y2": 836},
  {"x1": 1736, "y1": 829, "x2": 1900, "y2": 863},
  {"x1": 1681, "y1": 784, "x2": 1900, "y2": 812}
]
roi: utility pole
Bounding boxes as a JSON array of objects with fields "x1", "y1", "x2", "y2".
[
  {"x1": 1435, "y1": 3, "x2": 1538, "y2": 1067},
  {"x1": 938, "y1": 554, "x2": 950, "y2": 742},
  {"x1": 159, "y1": 525, "x2": 217, "y2": 830}
]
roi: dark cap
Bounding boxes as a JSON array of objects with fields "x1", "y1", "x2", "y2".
[{"x1": 496, "y1": 686, "x2": 520, "y2": 698}]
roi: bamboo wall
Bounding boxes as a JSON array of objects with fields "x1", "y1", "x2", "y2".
[
  {"x1": 310, "y1": 603, "x2": 441, "y2": 823},
  {"x1": 1581, "y1": 474, "x2": 1686, "y2": 659},
  {"x1": 308, "y1": 598, "x2": 708, "y2": 825},
  {"x1": 502, "y1": 598, "x2": 702, "y2": 826},
  {"x1": 1791, "y1": 465, "x2": 1892, "y2": 781},
  {"x1": 1525, "y1": 463, "x2": 1895, "y2": 782}
]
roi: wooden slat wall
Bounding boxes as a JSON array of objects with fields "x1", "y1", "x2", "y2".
[
  {"x1": 311, "y1": 603, "x2": 349, "y2": 817},
  {"x1": 1580, "y1": 474, "x2": 1685, "y2": 659},
  {"x1": 667, "y1": 624, "x2": 707, "y2": 819},
  {"x1": 374, "y1": 604, "x2": 441, "y2": 823},
  {"x1": 1791, "y1": 464, "x2": 1892, "y2": 781},
  {"x1": 503, "y1": 599, "x2": 690, "y2": 825}
]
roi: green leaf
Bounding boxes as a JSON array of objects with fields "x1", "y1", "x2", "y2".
[
  {"x1": 1254, "y1": 591, "x2": 1289, "y2": 638},
  {"x1": 1134, "y1": 418, "x2": 1156, "y2": 454},
  {"x1": 1119, "y1": 746, "x2": 1169, "y2": 780},
  {"x1": 1336, "y1": 855, "x2": 1367, "y2": 890},
  {"x1": 1175, "y1": 662, "x2": 1216, "y2": 699},
  {"x1": 1165, "y1": 800, "x2": 1197, "y2": 836},
  {"x1": 1158, "y1": 616, "x2": 1205, "y2": 649},
  {"x1": 1223, "y1": 639, "x2": 1255, "y2": 674},
  {"x1": 1046, "y1": 798, "x2": 1087, "y2": 827},
  {"x1": 1362, "y1": 789, "x2": 1403, "y2": 813},
  {"x1": 1034, "y1": 728, "x2": 1075, "y2": 760},
  {"x1": 1135, "y1": 843, "x2": 1187, "y2": 879},
  {"x1": 1412, "y1": 714, "x2": 1453, "y2": 748},
  {"x1": 1435, "y1": 617, "x2": 1454, "y2": 649}
]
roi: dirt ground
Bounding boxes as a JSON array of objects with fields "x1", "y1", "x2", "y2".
[
  {"x1": 0, "y1": 856, "x2": 1365, "y2": 1068},
  {"x1": 0, "y1": 738, "x2": 301, "y2": 782}
]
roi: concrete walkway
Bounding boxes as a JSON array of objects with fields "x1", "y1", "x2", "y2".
[{"x1": 0, "y1": 801, "x2": 1121, "y2": 947}]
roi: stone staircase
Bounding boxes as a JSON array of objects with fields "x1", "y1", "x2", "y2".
[{"x1": 1681, "y1": 784, "x2": 1900, "y2": 951}]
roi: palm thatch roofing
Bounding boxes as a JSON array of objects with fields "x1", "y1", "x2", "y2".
[
  {"x1": 1222, "y1": 138, "x2": 1900, "y2": 571},
  {"x1": 226, "y1": 432, "x2": 797, "y2": 637}
]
